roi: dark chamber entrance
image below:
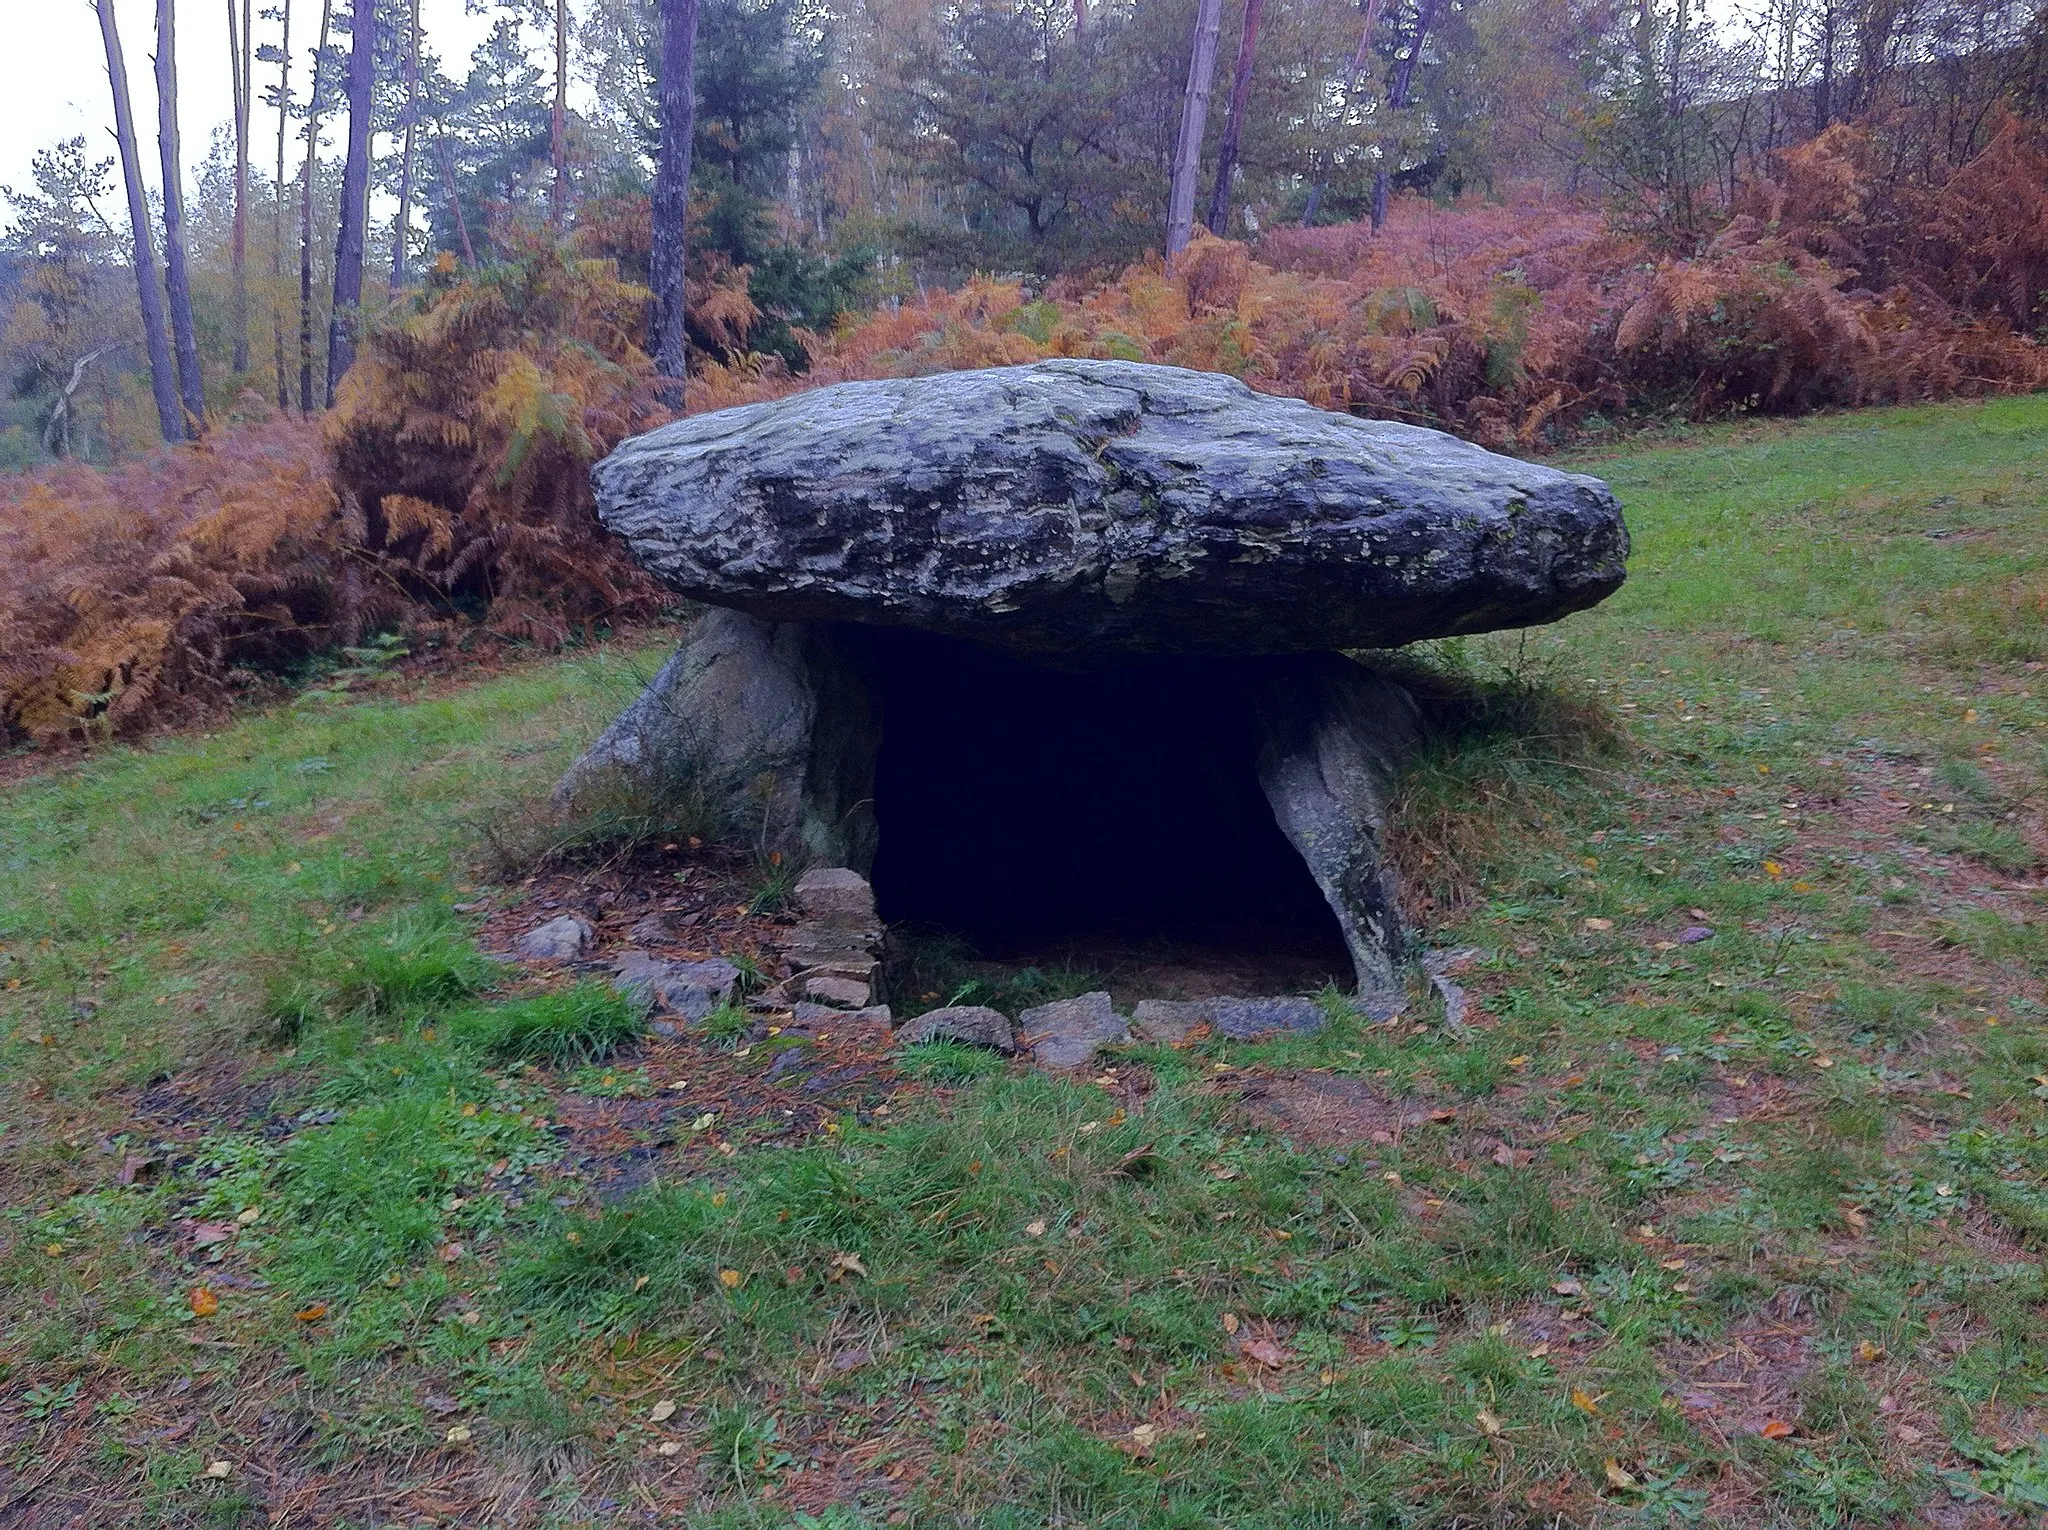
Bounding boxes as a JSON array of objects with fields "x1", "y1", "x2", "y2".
[{"x1": 867, "y1": 629, "x2": 1354, "y2": 993}]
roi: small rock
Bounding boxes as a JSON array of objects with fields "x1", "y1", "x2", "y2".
[
  {"x1": 1131, "y1": 999, "x2": 1206, "y2": 1045},
  {"x1": 1018, "y1": 992, "x2": 1129, "y2": 1070},
  {"x1": 804, "y1": 973, "x2": 872, "y2": 1009},
  {"x1": 516, "y1": 914, "x2": 594, "y2": 961},
  {"x1": 793, "y1": 1002, "x2": 892, "y2": 1028},
  {"x1": 612, "y1": 952, "x2": 741, "y2": 1020},
  {"x1": 793, "y1": 867, "x2": 878, "y2": 922},
  {"x1": 895, "y1": 1005, "x2": 1015, "y2": 1053},
  {"x1": 627, "y1": 913, "x2": 672, "y2": 945},
  {"x1": 1131, "y1": 996, "x2": 1326, "y2": 1043},
  {"x1": 1679, "y1": 925, "x2": 1715, "y2": 944},
  {"x1": 1210, "y1": 996, "x2": 1326, "y2": 1040}
]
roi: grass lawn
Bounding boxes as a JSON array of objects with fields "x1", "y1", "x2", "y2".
[{"x1": 2, "y1": 395, "x2": 2046, "y2": 1528}]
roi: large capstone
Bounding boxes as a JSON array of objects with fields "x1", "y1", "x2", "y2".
[
  {"x1": 563, "y1": 361, "x2": 1629, "y2": 1005},
  {"x1": 592, "y1": 359, "x2": 1627, "y2": 659}
]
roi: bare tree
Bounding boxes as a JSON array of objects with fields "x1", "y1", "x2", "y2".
[
  {"x1": 389, "y1": 0, "x2": 419, "y2": 295},
  {"x1": 1301, "y1": 0, "x2": 1386, "y2": 225},
  {"x1": 272, "y1": 0, "x2": 292, "y2": 409},
  {"x1": 1207, "y1": 0, "x2": 1268, "y2": 235},
  {"x1": 299, "y1": 0, "x2": 333, "y2": 413},
  {"x1": 95, "y1": 0, "x2": 183, "y2": 441},
  {"x1": 328, "y1": 0, "x2": 375, "y2": 403},
  {"x1": 651, "y1": 0, "x2": 701, "y2": 406},
  {"x1": 227, "y1": 0, "x2": 253, "y2": 375},
  {"x1": 1165, "y1": 0, "x2": 1226, "y2": 259},
  {"x1": 157, "y1": 0, "x2": 207, "y2": 430}
]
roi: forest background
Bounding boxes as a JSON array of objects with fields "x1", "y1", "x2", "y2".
[{"x1": 3, "y1": 0, "x2": 2048, "y2": 745}]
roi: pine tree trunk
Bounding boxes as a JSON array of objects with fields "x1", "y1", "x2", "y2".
[
  {"x1": 98, "y1": 0, "x2": 184, "y2": 442},
  {"x1": 551, "y1": 0, "x2": 568, "y2": 229},
  {"x1": 327, "y1": 0, "x2": 375, "y2": 405},
  {"x1": 1206, "y1": 0, "x2": 1267, "y2": 236},
  {"x1": 1165, "y1": 0, "x2": 1225, "y2": 261},
  {"x1": 272, "y1": 0, "x2": 292, "y2": 410},
  {"x1": 157, "y1": 0, "x2": 207, "y2": 431},
  {"x1": 1301, "y1": 0, "x2": 1385, "y2": 227},
  {"x1": 390, "y1": 0, "x2": 419, "y2": 295},
  {"x1": 1372, "y1": 0, "x2": 1439, "y2": 231},
  {"x1": 436, "y1": 116, "x2": 477, "y2": 266},
  {"x1": 651, "y1": 0, "x2": 701, "y2": 406},
  {"x1": 228, "y1": 0, "x2": 252, "y2": 375},
  {"x1": 300, "y1": 0, "x2": 333, "y2": 414}
]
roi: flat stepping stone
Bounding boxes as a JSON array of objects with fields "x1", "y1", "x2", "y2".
[
  {"x1": 1018, "y1": 992, "x2": 1129, "y2": 1070},
  {"x1": 1131, "y1": 995, "x2": 1327, "y2": 1043}
]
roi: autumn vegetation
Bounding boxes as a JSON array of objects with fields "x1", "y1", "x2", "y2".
[{"x1": 6, "y1": 0, "x2": 2048, "y2": 745}]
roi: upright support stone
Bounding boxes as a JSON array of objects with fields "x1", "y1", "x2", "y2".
[
  {"x1": 1254, "y1": 657, "x2": 1420, "y2": 999},
  {"x1": 554, "y1": 609, "x2": 879, "y2": 871}
]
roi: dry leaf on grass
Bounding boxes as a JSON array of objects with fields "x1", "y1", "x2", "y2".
[{"x1": 187, "y1": 1287, "x2": 218, "y2": 1318}]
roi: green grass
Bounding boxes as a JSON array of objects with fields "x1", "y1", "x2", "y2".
[{"x1": 3, "y1": 395, "x2": 2047, "y2": 1526}]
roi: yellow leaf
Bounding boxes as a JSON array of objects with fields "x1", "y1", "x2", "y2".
[
  {"x1": 1570, "y1": 1387, "x2": 1603, "y2": 1416},
  {"x1": 444, "y1": 1424, "x2": 473, "y2": 1444},
  {"x1": 718, "y1": 1268, "x2": 744, "y2": 1289},
  {"x1": 1764, "y1": 860, "x2": 1783, "y2": 878},
  {"x1": 293, "y1": 1303, "x2": 328, "y2": 1323},
  {"x1": 1604, "y1": 1459, "x2": 1638, "y2": 1490},
  {"x1": 188, "y1": 1286, "x2": 219, "y2": 1318},
  {"x1": 1760, "y1": 1419, "x2": 1795, "y2": 1440}
]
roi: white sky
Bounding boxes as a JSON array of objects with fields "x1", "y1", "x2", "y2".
[{"x1": 0, "y1": 1, "x2": 578, "y2": 209}]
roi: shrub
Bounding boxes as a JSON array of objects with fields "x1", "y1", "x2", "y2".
[{"x1": 325, "y1": 240, "x2": 672, "y2": 645}]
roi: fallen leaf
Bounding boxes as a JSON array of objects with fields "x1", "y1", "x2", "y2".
[
  {"x1": 187, "y1": 1286, "x2": 219, "y2": 1318},
  {"x1": 656, "y1": 1439, "x2": 684, "y2": 1456},
  {"x1": 718, "y1": 1268, "x2": 744, "y2": 1289},
  {"x1": 827, "y1": 1250, "x2": 869, "y2": 1281},
  {"x1": 1603, "y1": 1459, "x2": 1638, "y2": 1490},
  {"x1": 1528, "y1": 1342, "x2": 1551, "y2": 1359},
  {"x1": 1128, "y1": 1423, "x2": 1160, "y2": 1450},
  {"x1": 1552, "y1": 1278, "x2": 1583, "y2": 1297},
  {"x1": 1221, "y1": 1311, "x2": 1241, "y2": 1335},
  {"x1": 1855, "y1": 1340, "x2": 1884, "y2": 1362},
  {"x1": 1475, "y1": 1407, "x2": 1502, "y2": 1436},
  {"x1": 438, "y1": 1242, "x2": 464, "y2": 1263},
  {"x1": 293, "y1": 1303, "x2": 328, "y2": 1323},
  {"x1": 1570, "y1": 1387, "x2": 1603, "y2": 1416},
  {"x1": 1764, "y1": 860, "x2": 1784, "y2": 878},
  {"x1": 1582, "y1": 917, "x2": 1613, "y2": 932},
  {"x1": 649, "y1": 1398, "x2": 677, "y2": 1422},
  {"x1": 1841, "y1": 1206, "x2": 1868, "y2": 1231},
  {"x1": 1024, "y1": 1218, "x2": 1048, "y2": 1238},
  {"x1": 444, "y1": 1424, "x2": 473, "y2": 1444},
  {"x1": 1760, "y1": 1419, "x2": 1795, "y2": 1440},
  {"x1": 1492, "y1": 1143, "x2": 1534, "y2": 1168},
  {"x1": 190, "y1": 1222, "x2": 235, "y2": 1247},
  {"x1": 202, "y1": 1460, "x2": 232, "y2": 1479},
  {"x1": 1241, "y1": 1337, "x2": 1289, "y2": 1367},
  {"x1": 235, "y1": 1206, "x2": 261, "y2": 1226}
]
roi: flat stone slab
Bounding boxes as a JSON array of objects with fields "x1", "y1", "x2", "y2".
[
  {"x1": 592, "y1": 360, "x2": 1628, "y2": 659},
  {"x1": 1131, "y1": 995, "x2": 1328, "y2": 1043},
  {"x1": 1018, "y1": 991, "x2": 1131, "y2": 1070},
  {"x1": 895, "y1": 1005, "x2": 1016, "y2": 1053}
]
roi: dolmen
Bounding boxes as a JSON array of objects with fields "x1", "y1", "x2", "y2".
[{"x1": 558, "y1": 359, "x2": 1627, "y2": 1005}]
